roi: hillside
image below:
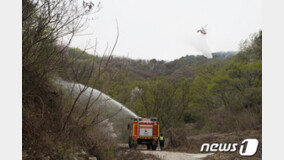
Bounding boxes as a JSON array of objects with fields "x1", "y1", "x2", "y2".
[
  {"x1": 66, "y1": 49, "x2": 237, "y2": 82},
  {"x1": 60, "y1": 31, "x2": 261, "y2": 136},
  {"x1": 22, "y1": 0, "x2": 261, "y2": 159}
]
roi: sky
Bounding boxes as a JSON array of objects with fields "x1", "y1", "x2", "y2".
[{"x1": 70, "y1": 0, "x2": 262, "y2": 60}]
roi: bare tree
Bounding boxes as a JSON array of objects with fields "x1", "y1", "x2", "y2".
[
  {"x1": 23, "y1": 0, "x2": 101, "y2": 95},
  {"x1": 60, "y1": 23, "x2": 121, "y2": 132}
]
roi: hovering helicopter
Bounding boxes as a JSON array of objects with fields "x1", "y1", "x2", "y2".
[{"x1": 197, "y1": 25, "x2": 207, "y2": 35}]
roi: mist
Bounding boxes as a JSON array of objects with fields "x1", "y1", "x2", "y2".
[{"x1": 188, "y1": 33, "x2": 213, "y2": 59}]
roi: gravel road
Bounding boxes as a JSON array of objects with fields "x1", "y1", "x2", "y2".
[{"x1": 141, "y1": 150, "x2": 213, "y2": 160}]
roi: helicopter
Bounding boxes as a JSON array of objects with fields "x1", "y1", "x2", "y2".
[{"x1": 197, "y1": 25, "x2": 207, "y2": 35}]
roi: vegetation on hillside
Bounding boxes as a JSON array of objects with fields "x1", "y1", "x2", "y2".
[
  {"x1": 22, "y1": 0, "x2": 122, "y2": 159},
  {"x1": 22, "y1": 0, "x2": 261, "y2": 159},
  {"x1": 62, "y1": 31, "x2": 262, "y2": 142},
  {"x1": 127, "y1": 32, "x2": 261, "y2": 134}
]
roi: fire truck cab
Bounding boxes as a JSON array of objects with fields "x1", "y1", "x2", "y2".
[{"x1": 128, "y1": 117, "x2": 159, "y2": 150}]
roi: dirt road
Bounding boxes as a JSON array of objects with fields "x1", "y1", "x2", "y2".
[
  {"x1": 118, "y1": 143, "x2": 213, "y2": 160},
  {"x1": 141, "y1": 150, "x2": 213, "y2": 160}
]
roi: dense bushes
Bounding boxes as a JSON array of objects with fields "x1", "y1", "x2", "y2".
[
  {"x1": 23, "y1": 1, "x2": 262, "y2": 158},
  {"x1": 104, "y1": 31, "x2": 262, "y2": 135},
  {"x1": 22, "y1": 0, "x2": 119, "y2": 159},
  {"x1": 58, "y1": 31, "x2": 261, "y2": 142}
]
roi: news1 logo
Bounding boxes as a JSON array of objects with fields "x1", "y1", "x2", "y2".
[{"x1": 200, "y1": 139, "x2": 259, "y2": 156}]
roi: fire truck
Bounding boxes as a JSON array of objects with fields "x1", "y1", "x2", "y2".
[{"x1": 127, "y1": 117, "x2": 159, "y2": 150}]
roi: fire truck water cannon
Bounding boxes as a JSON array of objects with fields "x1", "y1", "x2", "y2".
[{"x1": 127, "y1": 117, "x2": 159, "y2": 150}]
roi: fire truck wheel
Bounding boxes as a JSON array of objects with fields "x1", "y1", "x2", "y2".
[
  {"x1": 146, "y1": 144, "x2": 151, "y2": 150},
  {"x1": 151, "y1": 145, "x2": 157, "y2": 150},
  {"x1": 128, "y1": 137, "x2": 132, "y2": 149}
]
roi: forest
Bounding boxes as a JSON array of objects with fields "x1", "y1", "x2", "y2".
[
  {"x1": 22, "y1": 0, "x2": 261, "y2": 159},
  {"x1": 64, "y1": 31, "x2": 261, "y2": 135}
]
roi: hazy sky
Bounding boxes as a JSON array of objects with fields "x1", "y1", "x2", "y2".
[{"x1": 70, "y1": 0, "x2": 262, "y2": 60}]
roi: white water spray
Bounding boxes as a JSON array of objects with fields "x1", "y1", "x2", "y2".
[
  {"x1": 187, "y1": 32, "x2": 213, "y2": 58},
  {"x1": 57, "y1": 80, "x2": 138, "y2": 118},
  {"x1": 56, "y1": 79, "x2": 138, "y2": 138}
]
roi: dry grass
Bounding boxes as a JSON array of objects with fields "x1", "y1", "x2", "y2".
[{"x1": 22, "y1": 79, "x2": 119, "y2": 160}]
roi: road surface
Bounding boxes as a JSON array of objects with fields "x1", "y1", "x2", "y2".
[
  {"x1": 118, "y1": 143, "x2": 213, "y2": 160},
  {"x1": 141, "y1": 150, "x2": 213, "y2": 160}
]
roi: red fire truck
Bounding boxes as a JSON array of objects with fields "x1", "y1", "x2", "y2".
[{"x1": 128, "y1": 117, "x2": 159, "y2": 150}]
